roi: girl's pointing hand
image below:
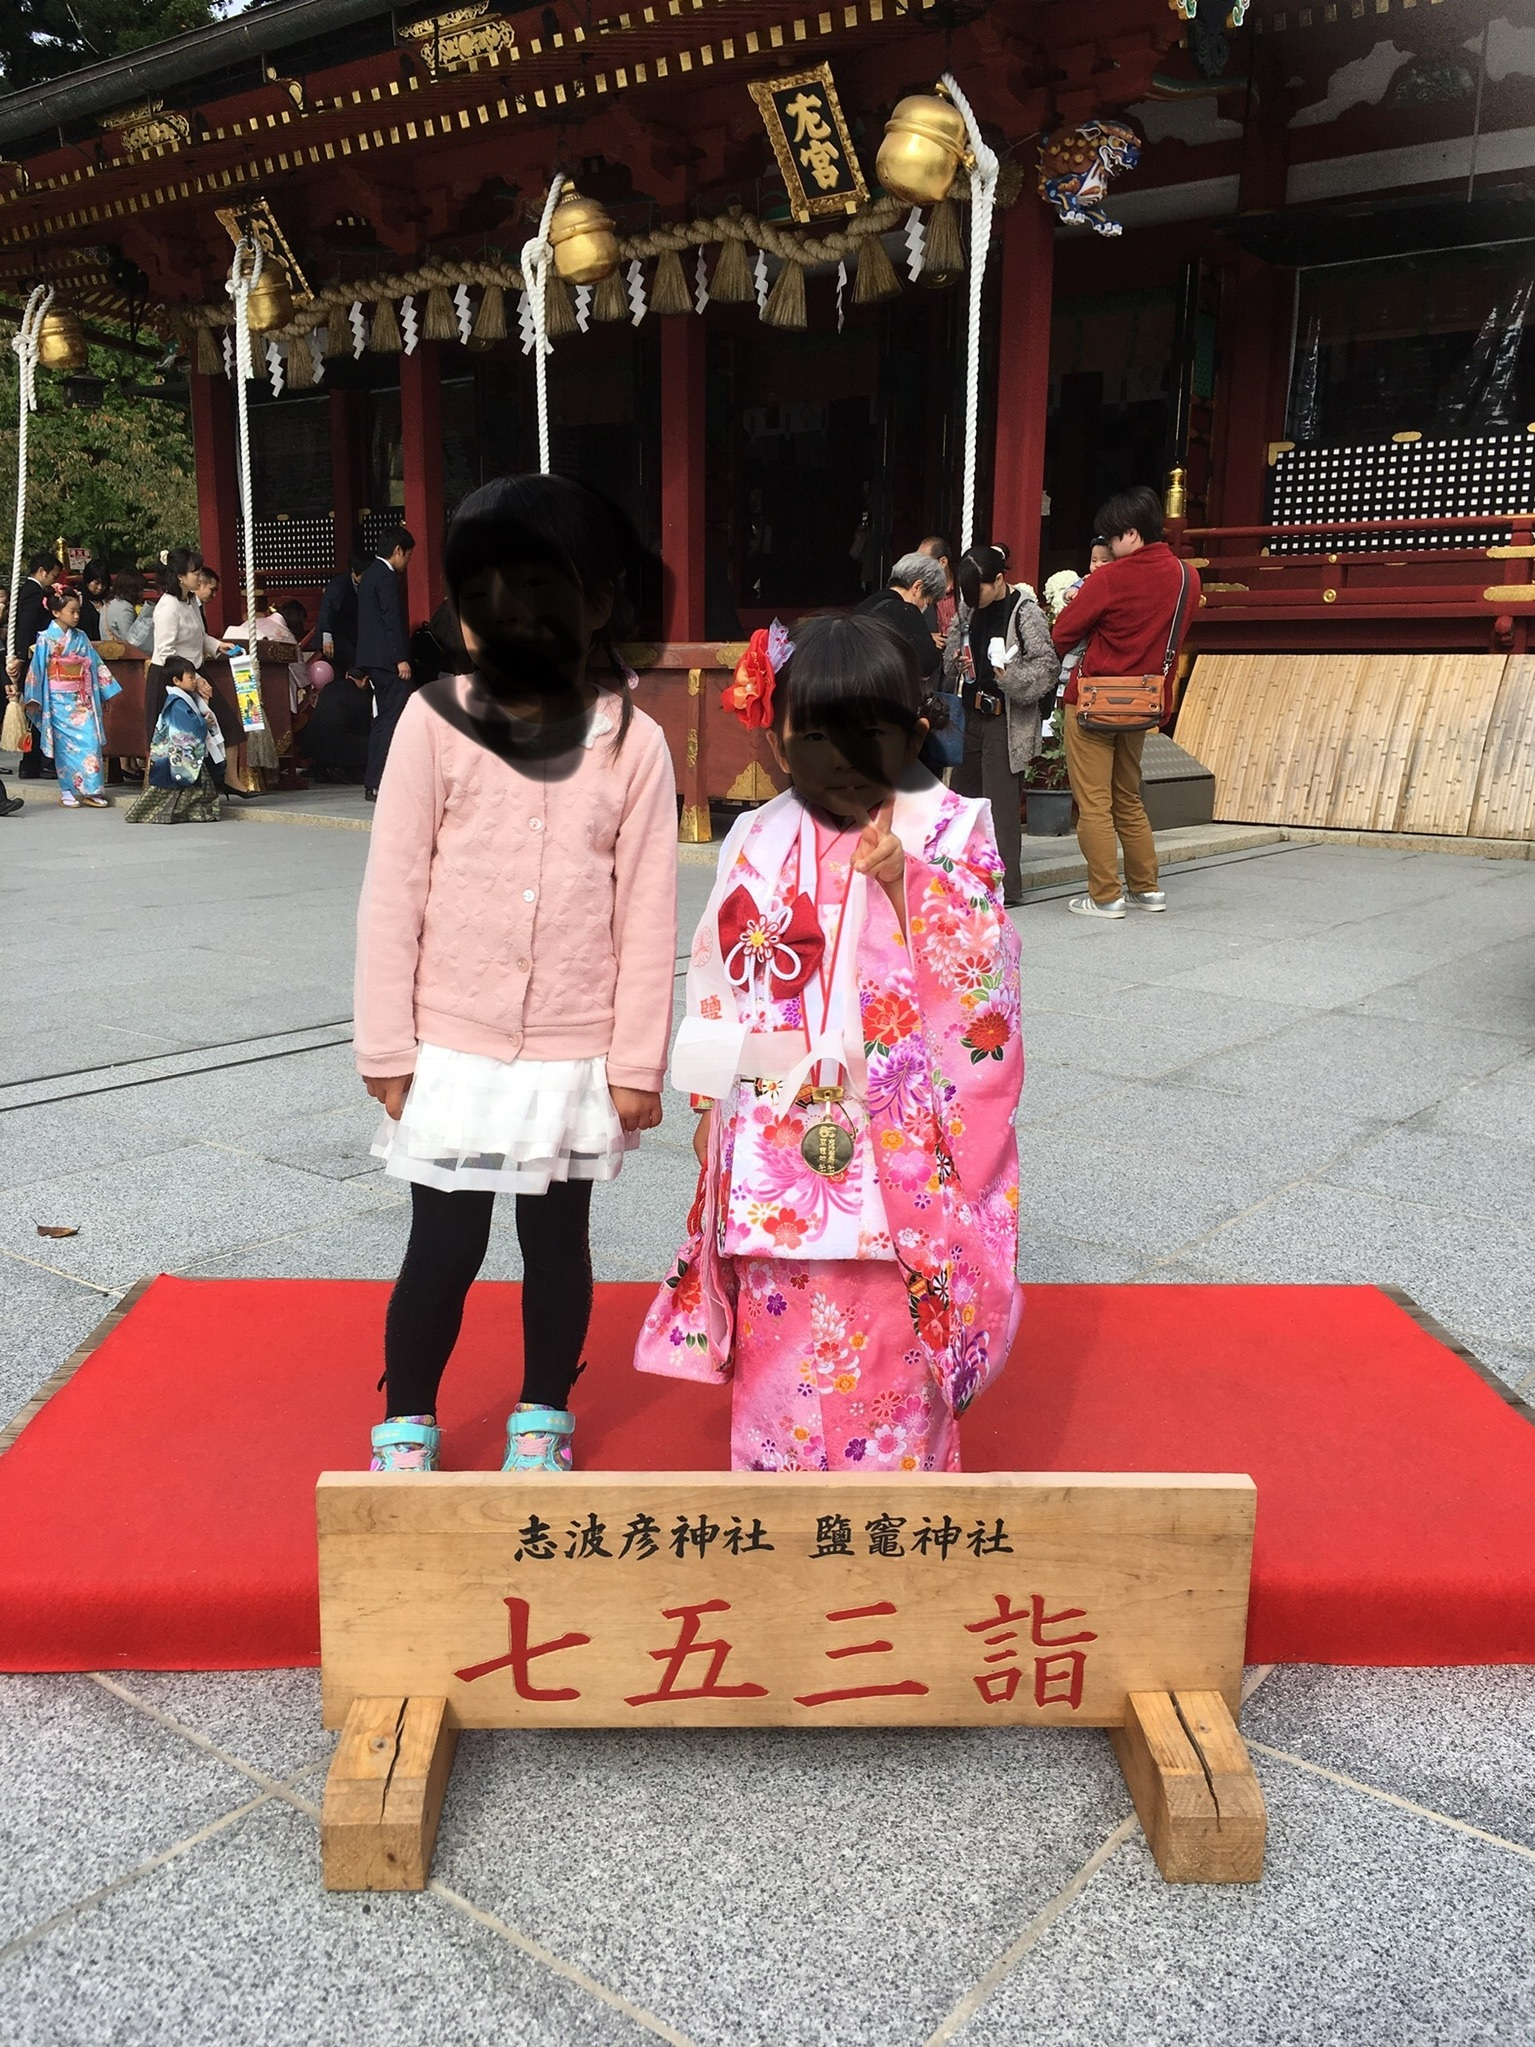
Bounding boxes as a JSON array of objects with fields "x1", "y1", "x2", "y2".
[{"x1": 853, "y1": 801, "x2": 904, "y2": 889}]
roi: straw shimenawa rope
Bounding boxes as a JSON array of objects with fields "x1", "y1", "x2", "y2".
[{"x1": 182, "y1": 170, "x2": 1022, "y2": 355}]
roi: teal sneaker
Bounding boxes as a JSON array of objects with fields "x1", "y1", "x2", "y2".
[
  {"x1": 502, "y1": 1404, "x2": 575, "y2": 1473},
  {"x1": 369, "y1": 1415, "x2": 441, "y2": 1472}
]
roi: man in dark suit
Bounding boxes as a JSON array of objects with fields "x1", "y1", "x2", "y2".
[
  {"x1": 355, "y1": 526, "x2": 415, "y2": 798},
  {"x1": 317, "y1": 549, "x2": 366, "y2": 679},
  {"x1": 6, "y1": 553, "x2": 61, "y2": 783}
]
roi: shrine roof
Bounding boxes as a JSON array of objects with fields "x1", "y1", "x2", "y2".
[{"x1": 0, "y1": 0, "x2": 394, "y2": 152}]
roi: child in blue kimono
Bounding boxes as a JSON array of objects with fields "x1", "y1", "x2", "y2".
[
  {"x1": 125, "y1": 654, "x2": 226, "y2": 826},
  {"x1": 24, "y1": 585, "x2": 121, "y2": 807}
]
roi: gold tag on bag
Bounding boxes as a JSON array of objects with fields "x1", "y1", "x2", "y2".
[{"x1": 801, "y1": 1118, "x2": 855, "y2": 1177}]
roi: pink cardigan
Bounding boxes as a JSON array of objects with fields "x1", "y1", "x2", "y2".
[{"x1": 354, "y1": 687, "x2": 678, "y2": 1090}]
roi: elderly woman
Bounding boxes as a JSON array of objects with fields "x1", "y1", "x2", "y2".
[
  {"x1": 945, "y1": 544, "x2": 1060, "y2": 907},
  {"x1": 853, "y1": 550, "x2": 949, "y2": 683}
]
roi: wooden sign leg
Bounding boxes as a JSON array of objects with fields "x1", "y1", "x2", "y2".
[
  {"x1": 1109, "y1": 1689, "x2": 1266, "y2": 1884},
  {"x1": 321, "y1": 1696, "x2": 458, "y2": 1892}
]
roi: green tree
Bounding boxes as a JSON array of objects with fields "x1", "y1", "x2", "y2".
[
  {"x1": 0, "y1": 0, "x2": 215, "y2": 94},
  {"x1": 0, "y1": 339, "x2": 199, "y2": 568}
]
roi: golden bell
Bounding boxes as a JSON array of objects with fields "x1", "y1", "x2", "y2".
[
  {"x1": 876, "y1": 90, "x2": 970, "y2": 206},
  {"x1": 245, "y1": 256, "x2": 294, "y2": 333},
  {"x1": 36, "y1": 308, "x2": 88, "y2": 373},
  {"x1": 549, "y1": 189, "x2": 620, "y2": 285}
]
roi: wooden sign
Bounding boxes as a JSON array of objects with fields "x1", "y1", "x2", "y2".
[
  {"x1": 318, "y1": 1472, "x2": 1264, "y2": 1891},
  {"x1": 318, "y1": 1471, "x2": 1253, "y2": 1728},
  {"x1": 748, "y1": 63, "x2": 869, "y2": 222}
]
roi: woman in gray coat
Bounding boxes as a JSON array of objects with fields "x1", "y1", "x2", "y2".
[{"x1": 945, "y1": 544, "x2": 1060, "y2": 904}]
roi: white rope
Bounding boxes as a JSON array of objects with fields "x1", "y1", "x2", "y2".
[
  {"x1": 941, "y1": 71, "x2": 999, "y2": 554},
  {"x1": 520, "y1": 174, "x2": 566, "y2": 475},
  {"x1": 8, "y1": 283, "x2": 52, "y2": 664},
  {"x1": 225, "y1": 237, "x2": 262, "y2": 650}
]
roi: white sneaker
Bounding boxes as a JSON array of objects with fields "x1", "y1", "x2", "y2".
[
  {"x1": 1068, "y1": 894, "x2": 1126, "y2": 920},
  {"x1": 1128, "y1": 890, "x2": 1167, "y2": 912}
]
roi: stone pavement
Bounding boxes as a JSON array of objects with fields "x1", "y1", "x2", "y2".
[{"x1": 1, "y1": 790, "x2": 1533, "y2": 2045}]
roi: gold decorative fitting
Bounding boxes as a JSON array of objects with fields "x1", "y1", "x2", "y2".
[
  {"x1": 401, "y1": 6, "x2": 518, "y2": 78},
  {"x1": 548, "y1": 189, "x2": 620, "y2": 284},
  {"x1": 1391, "y1": 430, "x2": 1422, "y2": 443},
  {"x1": 1486, "y1": 545, "x2": 1535, "y2": 559},
  {"x1": 876, "y1": 86, "x2": 970, "y2": 206},
  {"x1": 1163, "y1": 466, "x2": 1187, "y2": 521},
  {"x1": 400, "y1": 2, "x2": 489, "y2": 36},
  {"x1": 1267, "y1": 441, "x2": 1295, "y2": 464},
  {"x1": 724, "y1": 761, "x2": 779, "y2": 802},
  {"x1": 36, "y1": 308, "x2": 87, "y2": 372},
  {"x1": 264, "y1": 67, "x2": 317, "y2": 116},
  {"x1": 749, "y1": 62, "x2": 868, "y2": 222},
  {"x1": 100, "y1": 99, "x2": 191, "y2": 152},
  {"x1": 1322, "y1": 588, "x2": 1338, "y2": 602},
  {"x1": 1483, "y1": 585, "x2": 1535, "y2": 604}
]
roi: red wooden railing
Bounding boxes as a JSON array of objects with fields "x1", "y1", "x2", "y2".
[{"x1": 1167, "y1": 512, "x2": 1535, "y2": 656}]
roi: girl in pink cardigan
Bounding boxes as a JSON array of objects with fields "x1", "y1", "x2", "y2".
[{"x1": 354, "y1": 475, "x2": 678, "y2": 1474}]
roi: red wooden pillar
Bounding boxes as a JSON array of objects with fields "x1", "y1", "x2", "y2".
[
  {"x1": 988, "y1": 195, "x2": 1055, "y2": 587},
  {"x1": 330, "y1": 386, "x2": 362, "y2": 567},
  {"x1": 1212, "y1": 262, "x2": 1294, "y2": 527},
  {"x1": 400, "y1": 342, "x2": 445, "y2": 626},
  {"x1": 1211, "y1": 41, "x2": 1293, "y2": 528},
  {"x1": 660, "y1": 315, "x2": 707, "y2": 644},
  {"x1": 189, "y1": 369, "x2": 241, "y2": 635}
]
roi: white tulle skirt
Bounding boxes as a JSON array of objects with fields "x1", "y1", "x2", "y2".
[{"x1": 373, "y1": 1044, "x2": 635, "y2": 1195}]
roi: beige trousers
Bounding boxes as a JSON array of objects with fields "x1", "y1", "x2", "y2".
[{"x1": 1063, "y1": 718, "x2": 1158, "y2": 904}]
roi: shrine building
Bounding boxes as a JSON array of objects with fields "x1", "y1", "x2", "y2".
[{"x1": 1, "y1": 0, "x2": 1532, "y2": 837}]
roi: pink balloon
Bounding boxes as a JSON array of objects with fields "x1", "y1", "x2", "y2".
[{"x1": 306, "y1": 658, "x2": 334, "y2": 689}]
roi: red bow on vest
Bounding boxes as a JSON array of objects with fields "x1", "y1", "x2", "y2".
[{"x1": 718, "y1": 886, "x2": 823, "y2": 1001}]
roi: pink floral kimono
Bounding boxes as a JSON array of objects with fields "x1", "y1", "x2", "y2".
[{"x1": 635, "y1": 776, "x2": 1023, "y2": 1471}]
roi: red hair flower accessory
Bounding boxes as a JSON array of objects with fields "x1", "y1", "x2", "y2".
[{"x1": 721, "y1": 619, "x2": 791, "y2": 728}]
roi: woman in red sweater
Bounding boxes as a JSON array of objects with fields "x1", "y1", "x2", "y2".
[{"x1": 1050, "y1": 485, "x2": 1200, "y2": 918}]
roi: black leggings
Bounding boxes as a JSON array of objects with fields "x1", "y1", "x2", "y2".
[{"x1": 383, "y1": 1179, "x2": 593, "y2": 1418}]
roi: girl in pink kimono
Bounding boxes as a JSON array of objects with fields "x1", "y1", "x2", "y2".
[{"x1": 636, "y1": 612, "x2": 1023, "y2": 1472}]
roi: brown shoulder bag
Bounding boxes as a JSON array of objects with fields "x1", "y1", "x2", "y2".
[{"x1": 1075, "y1": 561, "x2": 1191, "y2": 733}]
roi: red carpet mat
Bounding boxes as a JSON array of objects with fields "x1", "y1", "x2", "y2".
[{"x1": 1, "y1": 1278, "x2": 1531, "y2": 1671}]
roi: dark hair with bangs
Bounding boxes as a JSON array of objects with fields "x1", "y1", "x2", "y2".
[
  {"x1": 443, "y1": 472, "x2": 651, "y2": 744},
  {"x1": 775, "y1": 612, "x2": 939, "y2": 735},
  {"x1": 956, "y1": 544, "x2": 1008, "y2": 612}
]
